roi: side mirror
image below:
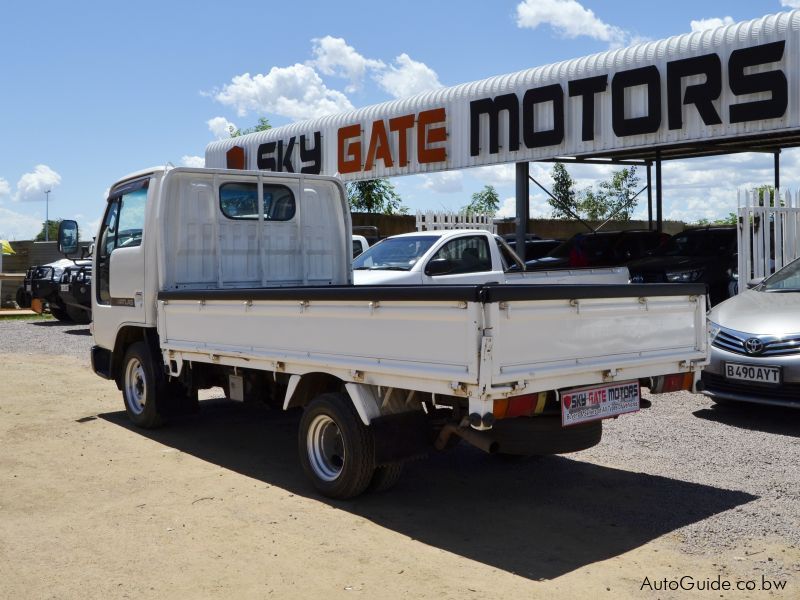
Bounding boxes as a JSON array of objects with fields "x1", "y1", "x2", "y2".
[
  {"x1": 746, "y1": 277, "x2": 764, "y2": 290},
  {"x1": 425, "y1": 258, "x2": 454, "y2": 276},
  {"x1": 58, "y1": 220, "x2": 79, "y2": 256}
]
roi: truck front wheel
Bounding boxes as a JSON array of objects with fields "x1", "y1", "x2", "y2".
[
  {"x1": 298, "y1": 393, "x2": 376, "y2": 499},
  {"x1": 122, "y1": 341, "x2": 166, "y2": 429}
]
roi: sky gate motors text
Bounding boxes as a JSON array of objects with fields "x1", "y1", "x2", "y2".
[
  {"x1": 236, "y1": 40, "x2": 787, "y2": 176},
  {"x1": 470, "y1": 40, "x2": 787, "y2": 154}
]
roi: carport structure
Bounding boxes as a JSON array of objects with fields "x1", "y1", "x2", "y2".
[{"x1": 206, "y1": 10, "x2": 800, "y2": 264}]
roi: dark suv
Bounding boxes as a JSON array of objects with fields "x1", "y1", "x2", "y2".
[
  {"x1": 626, "y1": 226, "x2": 737, "y2": 305},
  {"x1": 526, "y1": 229, "x2": 670, "y2": 270}
]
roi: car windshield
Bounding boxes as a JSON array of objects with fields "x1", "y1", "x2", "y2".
[
  {"x1": 657, "y1": 230, "x2": 734, "y2": 257},
  {"x1": 352, "y1": 236, "x2": 437, "y2": 271},
  {"x1": 761, "y1": 257, "x2": 800, "y2": 292}
]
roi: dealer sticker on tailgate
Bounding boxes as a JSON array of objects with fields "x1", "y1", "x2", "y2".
[{"x1": 560, "y1": 380, "x2": 640, "y2": 426}]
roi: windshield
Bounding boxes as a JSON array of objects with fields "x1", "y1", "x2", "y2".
[
  {"x1": 658, "y1": 230, "x2": 735, "y2": 257},
  {"x1": 762, "y1": 257, "x2": 800, "y2": 292},
  {"x1": 353, "y1": 236, "x2": 437, "y2": 271}
]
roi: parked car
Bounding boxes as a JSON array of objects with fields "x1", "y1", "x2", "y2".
[
  {"x1": 352, "y1": 235, "x2": 369, "y2": 258},
  {"x1": 19, "y1": 257, "x2": 92, "y2": 322},
  {"x1": 527, "y1": 229, "x2": 670, "y2": 271},
  {"x1": 58, "y1": 262, "x2": 92, "y2": 324},
  {"x1": 702, "y1": 256, "x2": 800, "y2": 409},
  {"x1": 627, "y1": 226, "x2": 737, "y2": 305}
]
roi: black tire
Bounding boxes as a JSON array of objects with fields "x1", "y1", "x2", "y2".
[
  {"x1": 15, "y1": 287, "x2": 31, "y2": 309},
  {"x1": 121, "y1": 341, "x2": 167, "y2": 429},
  {"x1": 66, "y1": 306, "x2": 91, "y2": 324},
  {"x1": 368, "y1": 463, "x2": 404, "y2": 493},
  {"x1": 491, "y1": 416, "x2": 602, "y2": 456},
  {"x1": 298, "y1": 392, "x2": 376, "y2": 499},
  {"x1": 49, "y1": 305, "x2": 72, "y2": 322}
]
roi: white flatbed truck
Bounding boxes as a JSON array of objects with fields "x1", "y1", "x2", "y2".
[{"x1": 61, "y1": 166, "x2": 707, "y2": 498}]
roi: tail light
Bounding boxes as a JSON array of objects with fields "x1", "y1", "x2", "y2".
[{"x1": 649, "y1": 372, "x2": 694, "y2": 394}]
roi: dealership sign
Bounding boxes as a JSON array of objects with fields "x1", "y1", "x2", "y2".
[{"x1": 206, "y1": 11, "x2": 799, "y2": 181}]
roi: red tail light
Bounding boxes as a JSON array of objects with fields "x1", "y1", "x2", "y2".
[{"x1": 569, "y1": 247, "x2": 589, "y2": 267}]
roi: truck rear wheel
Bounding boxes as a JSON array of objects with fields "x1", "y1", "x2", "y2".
[
  {"x1": 298, "y1": 393, "x2": 376, "y2": 499},
  {"x1": 50, "y1": 305, "x2": 72, "y2": 322},
  {"x1": 122, "y1": 341, "x2": 166, "y2": 429}
]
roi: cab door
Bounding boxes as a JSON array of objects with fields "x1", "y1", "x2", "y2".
[{"x1": 92, "y1": 177, "x2": 149, "y2": 350}]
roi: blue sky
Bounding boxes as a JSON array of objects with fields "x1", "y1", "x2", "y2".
[{"x1": 1, "y1": 0, "x2": 798, "y2": 240}]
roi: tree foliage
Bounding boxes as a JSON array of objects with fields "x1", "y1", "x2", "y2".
[
  {"x1": 464, "y1": 185, "x2": 500, "y2": 215},
  {"x1": 548, "y1": 163, "x2": 578, "y2": 219},
  {"x1": 35, "y1": 219, "x2": 62, "y2": 242},
  {"x1": 229, "y1": 117, "x2": 272, "y2": 138},
  {"x1": 347, "y1": 179, "x2": 407, "y2": 215},
  {"x1": 548, "y1": 163, "x2": 641, "y2": 222}
]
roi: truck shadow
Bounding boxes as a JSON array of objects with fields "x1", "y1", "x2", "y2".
[
  {"x1": 100, "y1": 400, "x2": 756, "y2": 581},
  {"x1": 693, "y1": 404, "x2": 800, "y2": 438}
]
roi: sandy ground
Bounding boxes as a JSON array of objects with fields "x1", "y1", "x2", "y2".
[{"x1": 1, "y1": 353, "x2": 798, "y2": 599}]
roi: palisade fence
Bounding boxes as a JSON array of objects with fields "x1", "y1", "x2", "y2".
[
  {"x1": 737, "y1": 188, "x2": 800, "y2": 293},
  {"x1": 415, "y1": 211, "x2": 496, "y2": 233}
]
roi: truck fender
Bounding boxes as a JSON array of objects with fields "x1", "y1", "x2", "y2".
[{"x1": 282, "y1": 375, "x2": 379, "y2": 425}]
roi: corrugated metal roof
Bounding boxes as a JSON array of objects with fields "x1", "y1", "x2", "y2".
[{"x1": 206, "y1": 9, "x2": 800, "y2": 179}]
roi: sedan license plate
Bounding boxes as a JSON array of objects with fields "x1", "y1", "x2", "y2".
[
  {"x1": 725, "y1": 362, "x2": 781, "y2": 384},
  {"x1": 60, "y1": 284, "x2": 70, "y2": 292},
  {"x1": 560, "y1": 380, "x2": 640, "y2": 426},
  {"x1": 26, "y1": 284, "x2": 31, "y2": 292}
]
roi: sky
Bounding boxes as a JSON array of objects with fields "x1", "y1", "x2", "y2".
[{"x1": 1, "y1": 0, "x2": 799, "y2": 240}]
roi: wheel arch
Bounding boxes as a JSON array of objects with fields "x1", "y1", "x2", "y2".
[{"x1": 111, "y1": 326, "x2": 160, "y2": 389}]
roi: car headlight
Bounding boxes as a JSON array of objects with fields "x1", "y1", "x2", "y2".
[
  {"x1": 666, "y1": 269, "x2": 703, "y2": 282},
  {"x1": 708, "y1": 320, "x2": 721, "y2": 343}
]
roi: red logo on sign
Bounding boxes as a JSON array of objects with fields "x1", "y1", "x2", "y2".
[{"x1": 564, "y1": 396, "x2": 571, "y2": 409}]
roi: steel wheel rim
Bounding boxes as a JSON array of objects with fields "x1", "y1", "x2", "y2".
[
  {"x1": 124, "y1": 358, "x2": 147, "y2": 415},
  {"x1": 307, "y1": 414, "x2": 345, "y2": 482}
]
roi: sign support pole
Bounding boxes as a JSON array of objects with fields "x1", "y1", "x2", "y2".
[{"x1": 515, "y1": 162, "x2": 530, "y2": 262}]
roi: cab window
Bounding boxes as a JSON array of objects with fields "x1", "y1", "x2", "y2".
[{"x1": 430, "y1": 236, "x2": 492, "y2": 274}]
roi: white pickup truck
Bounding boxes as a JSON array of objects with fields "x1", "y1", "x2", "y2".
[
  {"x1": 353, "y1": 229, "x2": 629, "y2": 286},
  {"x1": 62, "y1": 166, "x2": 707, "y2": 499}
]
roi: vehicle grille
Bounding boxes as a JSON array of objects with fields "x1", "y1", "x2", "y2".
[
  {"x1": 702, "y1": 372, "x2": 800, "y2": 401},
  {"x1": 712, "y1": 326, "x2": 800, "y2": 357}
]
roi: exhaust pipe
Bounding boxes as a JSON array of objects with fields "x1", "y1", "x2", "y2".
[{"x1": 435, "y1": 423, "x2": 498, "y2": 454}]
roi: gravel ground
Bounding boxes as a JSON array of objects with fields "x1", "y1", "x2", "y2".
[{"x1": 2, "y1": 316, "x2": 798, "y2": 576}]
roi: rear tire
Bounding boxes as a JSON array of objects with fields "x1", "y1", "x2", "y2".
[
  {"x1": 368, "y1": 463, "x2": 403, "y2": 493},
  {"x1": 298, "y1": 392, "x2": 376, "y2": 499},
  {"x1": 66, "y1": 306, "x2": 91, "y2": 324},
  {"x1": 122, "y1": 341, "x2": 166, "y2": 429},
  {"x1": 50, "y1": 305, "x2": 72, "y2": 322}
]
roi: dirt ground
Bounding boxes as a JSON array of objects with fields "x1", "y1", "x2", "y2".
[{"x1": 1, "y1": 353, "x2": 798, "y2": 599}]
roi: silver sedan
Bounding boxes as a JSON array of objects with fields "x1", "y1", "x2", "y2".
[{"x1": 703, "y1": 257, "x2": 800, "y2": 409}]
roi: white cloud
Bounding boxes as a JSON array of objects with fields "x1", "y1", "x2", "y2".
[
  {"x1": 181, "y1": 155, "x2": 205, "y2": 168},
  {"x1": 207, "y1": 116, "x2": 237, "y2": 139},
  {"x1": 15, "y1": 165, "x2": 61, "y2": 202},
  {"x1": 213, "y1": 64, "x2": 354, "y2": 121},
  {"x1": 310, "y1": 36, "x2": 385, "y2": 92},
  {"x1": 0, "y1": 178, "x2": 10, "y2": 197},
  {"x1": 781, "y1": 1, "x2": 800, "y2": 9},
  {"x1": 0, "y1": 207, "x2": 42, "y2": 240},
  {"x1": 515, "y1": 0, "x2": 628, "y2": 46},
  {"x1": 690, "y1": 16, "x2": 735, "y2": 32},
  {"x1": 420, "y1": 171, "x2": 463, "y2": 194},
  {"x1": 374, "y1": 53, "x2": 443, "y2": 98}
]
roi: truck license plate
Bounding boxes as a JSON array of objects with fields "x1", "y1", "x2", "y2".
[
  {"x1": 560, "y1": 380, "x2": 640, "y2": 426},
  {"x1": 60, "y1": 284, "x2": 70, "y2": 292},
  {"x1": 725, "y1": 362, "x2": 781, "y2": 384}
]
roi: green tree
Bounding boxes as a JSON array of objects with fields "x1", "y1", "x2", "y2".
[
  {"x1": 549, "y1": 162, "x2": 579, "y2": 219},
  {"x1": 229, "y1": 117, "x2": 272, "y2": 138},
  {"x1": 579, "y1": 167, "x2": 641, "y2": 221},
  {"x1": 463, "y1": 185, "x2": 500, "y2": 215},
  {"x1": 347, "y1": 179, "x2": 407, "y2": 215},
  {"x1": 35, "y1": 219, "x2": 61, "y2": 242}
]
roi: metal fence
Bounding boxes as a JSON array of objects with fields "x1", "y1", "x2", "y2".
[
  {"x1": 737, "y1": 188, "x2": 800, "y2": 292},
  {"x1": 415, "y1": 211, "x2": 496, "y2": 233}
]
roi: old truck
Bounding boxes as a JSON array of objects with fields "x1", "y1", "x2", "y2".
[{"x1": 65, "y1": 166, "x2": 707, "y2": 499}]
